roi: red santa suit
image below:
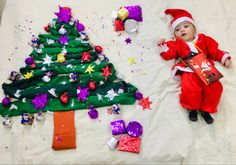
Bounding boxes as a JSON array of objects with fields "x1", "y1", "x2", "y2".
[{"x1": 159, "y1": 33, "x2": 230, "y2": 113}]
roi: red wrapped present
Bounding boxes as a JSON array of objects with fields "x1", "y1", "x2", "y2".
[
  {"x1": 186, "y1": 53, "x2": 223, "y2": 85},
  {"x1": 117, "y1": 135, "x2": 141, "y2": 154},
  {"x1": 114, "y1": 19, "x2": 124, "y2": 31}
]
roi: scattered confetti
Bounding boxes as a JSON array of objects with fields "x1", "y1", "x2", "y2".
[{"x1": 125, "y1": 37, "x2": 132, "y2": 44}]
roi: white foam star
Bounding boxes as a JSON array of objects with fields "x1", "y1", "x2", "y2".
[
  {"x1": 9, "y1": 104, "x2": 18, "y2": 110},
  {"x1": 48, "y1": 88, "x2": 58, "y2": 97},
  {"x1": 105, "y1": 89, "x2": 118, "y2": 101},
  {"x1": 43, "y1": 54, "x2": 53, "y2": 66},
  {"x1": 14, "y1": 89, "x2": 22, "y2": 98},
  {"x1": 46, "y1": 38, "x2": 55, "y2": 45}
]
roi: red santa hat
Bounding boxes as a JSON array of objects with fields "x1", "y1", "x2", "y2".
[{"x1": 161, "y1": 9, "x2": 195, "y2": 30}]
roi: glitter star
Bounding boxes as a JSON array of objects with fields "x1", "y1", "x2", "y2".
[
  {"x1": 85, "y1": 65, "x2": 95, "y2": 74},
  {"x1": 97, "y1": 93, "x2": 103, "y2": 101},
  {"x1": 105, "y1": 89, "x2": 118, "y2": 101},
  {"x1": 128, "y1": 57, "x2": 136, "y2": 65},
  {"x1": 43, "y1": 54, "x2": 53, "y2": 66},
  {"x1": 139, "y1": 97, "x2": 152, "y2": 110},
  {"x1": 100, "y1": 65, "x2": 112, "y2": 80},
  {"x1": 24, "y1": 71, "x2": 33, "y2": 79},
  {"x1": 59, "y1": 35, "x2": 69, "y2": 45},
  {"x1": 55, "y1": 6, "x2": 72, "y2": 23},
  {"x1": 77, "y1": 86, "x2": 89, "y2": 102},
  {"x1": 125, "y1": 37, "x2": 132, "y2": 44}
]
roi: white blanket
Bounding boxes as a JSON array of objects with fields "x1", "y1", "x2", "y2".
[{"x1": 0, "y1": 0, "x2": 236, "y2": 164}]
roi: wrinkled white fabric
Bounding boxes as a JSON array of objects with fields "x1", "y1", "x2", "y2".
[{"x1": 0, "y1": 0, "x2": 236, "y2": 164}]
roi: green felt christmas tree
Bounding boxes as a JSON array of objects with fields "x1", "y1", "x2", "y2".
[{"x1": 0, "y1": 6, "x2": 140, "y2": 118}]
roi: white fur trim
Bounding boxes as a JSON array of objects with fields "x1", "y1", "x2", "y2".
[
  {"x1": 160, "y1": 11, "x2": 167, "y2": 19},
  {"x1": 172, "y1": 17, "x2": 195, "y2": 30},
  {"x1": 221, "y1": 53, "x2": 230, "y2": 64},
  {"x1": 186, "y1": 42, "x2": 198, "y2": 53},
  {"x1": 171, "y1": 65, "x2": 193, "y2": 77}
]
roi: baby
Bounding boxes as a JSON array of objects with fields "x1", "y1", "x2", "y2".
[{"x1": 157, "y1": 9, "x2": 231, "y2": 124}]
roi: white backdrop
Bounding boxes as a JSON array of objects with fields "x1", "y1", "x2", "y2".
[{"x1": 0, "y1": 0, "x2": 236, "y2": 164}]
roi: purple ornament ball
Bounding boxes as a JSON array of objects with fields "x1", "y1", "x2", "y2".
[
  {"x1": 25, "y1": 57, "x2": 34, "y2": 65},
  {"x1": 2, "y1": 97, "x2": 11, "y2": 106},
  {"x1": 88, "y1": 109, "x2": 98, "y2": 119},
  {"x1": 127, "y1": 121, "x2": 143, "y2": 137},
  {"x1": 134, "y1": 91, "x2": 143, "y2": 100}
]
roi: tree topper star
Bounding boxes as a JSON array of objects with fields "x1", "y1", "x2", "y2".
[
  {"x1": 139, "y1": 97, "x2": 152, "y2": 110},
  {"x1": 55, "y1": 6, "x2": 72, "y2": 23}
]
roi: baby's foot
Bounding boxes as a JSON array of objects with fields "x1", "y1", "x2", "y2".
[{"x1": 200, "y1": 111, "x2": 214, "y2": 124}]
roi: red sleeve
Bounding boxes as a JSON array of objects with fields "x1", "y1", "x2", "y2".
[
  {"x1": 204, "y1": 35, "x2": 229, "y2": 63},
  {"x1": 159, "y1": 40, "x2": 178, "y2": 60}
]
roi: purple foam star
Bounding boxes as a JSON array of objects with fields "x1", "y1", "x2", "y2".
[
  {"x1": 59, "y1": 35, "x2": 69, "y2": 44},
  {"x1": 125, "y1": 37, "x2": 132, "y2": 44},
  {"x1": 55, "y1": 6, "x2": 72, "y2": 23},
  {"x1": 77, "y1": 86, "x2": 89, "y2": 102},
  {"x1": 31, "y1": 93, "x2": 48, "y2": 110}
]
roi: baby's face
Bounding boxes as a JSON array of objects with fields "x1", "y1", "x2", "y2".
[{"x1": 174, "y1": 21, "x2": 196, "y2": 42}]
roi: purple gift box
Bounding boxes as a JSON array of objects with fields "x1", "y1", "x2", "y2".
[
  {"x1": 110, "y1": 120, "x2": 126, "y2": 135},
  {"x1": 124, "y1": 5, "x2": 143, "y2": 22}
]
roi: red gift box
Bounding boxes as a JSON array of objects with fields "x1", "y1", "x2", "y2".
[
  {"x1": 114, "y1": 19, "x2": 124, "y2": 31},
  {"x1": 186, "y1": 53, "x2": 223, "y2": 85},
  {"x1": 117, "y1": 135, "x2": 141, "y2": 154}
]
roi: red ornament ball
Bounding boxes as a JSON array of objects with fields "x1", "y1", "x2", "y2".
[
  {"x1": 94, "y1": 45, "x2": 103, "y2": 53},
  {"x1": 44, "y1": 25, "x2": 50, "y2": 32},
  {"x1": 60, "y1": 92, "x2": 69, "y2": 104},
  {"x1": 89, "y1": 81, "x2": 96, "y2": 91}
]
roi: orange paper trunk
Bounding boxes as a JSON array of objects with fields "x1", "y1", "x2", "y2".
[{"x1": 52, "y1": 111, "x2": 76, "y2": 150}]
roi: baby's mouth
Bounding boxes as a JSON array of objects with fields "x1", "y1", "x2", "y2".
[{"x1": 181, "y1": 33, "x2": 187, "y2": 37}]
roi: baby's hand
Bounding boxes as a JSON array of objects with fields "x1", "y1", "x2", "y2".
[
  {"x1": 224, "y1": 59, "x2": 231, "y2": 68},
  {"x1": 157, "y1": 38, "x2": 166, "y2": 46}
]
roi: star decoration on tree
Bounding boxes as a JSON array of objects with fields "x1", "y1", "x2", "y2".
[
  {"x1": 138, "y1": 97, "x2": 152, "y2": 110},
  {"x1": 24, "y1": 71, "x2": 33, "y2": 79},
  {"x1": 105, "y1": 89, "x2": 118, "y2": 101},
  {"x1": 77, "y1": 86, "x2": 89, "y2": 102},
  {"x1": 128, "y1": 57, "x2": 136, "y2": 65},
  {"x1": 59, "y1": 35, "x2": 69, "y2": 45},
  {"x1": 85, "y1": 65, "x2": 95, "y2": 74},
  {"x1": 97, "y1": 93, "x2": 103, "y2": 101},
  {"x1": 54, "y1": 6, "x2": 72, "y2": 23},
  {"x1": 125, "y1": 37, "x2": 132, "y2": 44},
  {"x1": 31, "y1": 93, "x2": 48, "y2": 110},
  {"x1": 81, "y1": 52, "x2": 92, "y2": 63},
  {"x1": 100, "y1": 65, "x2": 112, "y2": 80},
  {"x1": 43, "y1": 54, "x2": 53, "y2": 66}
]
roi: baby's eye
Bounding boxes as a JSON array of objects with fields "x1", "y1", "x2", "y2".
[
  {"x1": 184, "y1": 25, "x2": 189, "y2": 28},
  {"x1": 175, "y1": 28, "x2": 180, "y2": 32}
]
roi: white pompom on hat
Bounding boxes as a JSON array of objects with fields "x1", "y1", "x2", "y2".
[{"x1": 161, "y1": 8, "x2": 195, "y2": 30}]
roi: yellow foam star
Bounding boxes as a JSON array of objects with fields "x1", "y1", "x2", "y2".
[
  {"x1": 24, "y1": 71, "x2": 33, "y2": 79},
  {"x1": 128, "y1": 57, "x2": 136, "y2": 65},
  {"x1": 85, "y1": 65, "x2": 95, "y2": 74}
]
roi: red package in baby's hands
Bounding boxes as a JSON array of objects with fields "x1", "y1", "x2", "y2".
[{"x1": 186, "y1": 53, "x2": 223, "y2": 85}]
